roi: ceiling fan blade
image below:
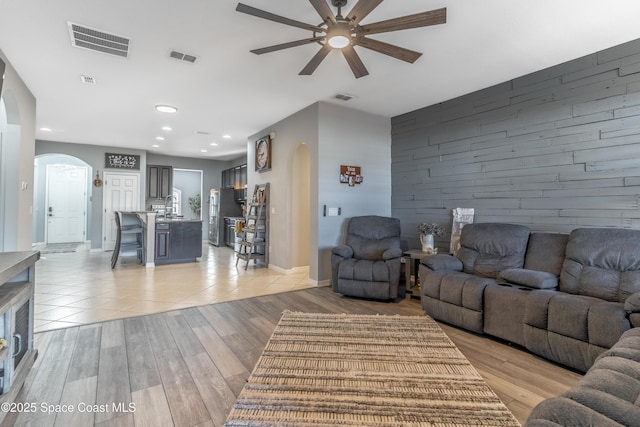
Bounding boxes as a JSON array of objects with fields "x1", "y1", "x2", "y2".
[
  {"x1": 346, "y1": 0, "x2": 384, "y2": 26},
  {"x1": 308, "y1": 0, "x2": 336, "y2": 24},
  {"x1": 251, "y1": 37, "x2": 325, "y2": 55},
  {"x1": 355, "y1": 37, "x2": 422, "y2": 63},
  {"x1": 342, "y1": 45, "x2": 369, "y2": 79},
  {"x1": 359, "y1": 8, "x2": 446, "y2": 35},
  {"x1": 299, "y1": 44, "x2": 332, "y2": 75},
  {"x1": 236, "y1": 3, "x2": 324, "y2": 32}
]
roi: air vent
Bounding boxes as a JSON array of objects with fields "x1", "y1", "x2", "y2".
[
  {"x1": 80, "y1": 75, "x2": 96, "y2": 85},
  {"x1": 170, "y1": 50, "x2": 198, "y2": 64},
  {"x1": 68, "y1": 22, "x2": 130, "y2": 58},
  {"x1": 334, "y1": 93, "x2": 353, "y2": 101}
]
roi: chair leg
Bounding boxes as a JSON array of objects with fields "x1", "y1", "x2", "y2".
[{"x1": 111, "y1": 229, "x2": 122, "y2": 269}]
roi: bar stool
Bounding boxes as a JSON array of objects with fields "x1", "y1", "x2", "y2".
[{"x1": 111, "y1": 211, "x2": 145, "y2": 268}]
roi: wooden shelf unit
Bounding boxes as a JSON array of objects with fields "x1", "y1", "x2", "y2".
[{"x1": 236, "y1": 183, "x2": 269, "y2": 270}]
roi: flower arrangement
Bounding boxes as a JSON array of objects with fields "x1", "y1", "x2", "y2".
[
  {"x1": 417, "y1": 222, "x2": 445, "y2": 237},
  {"x1": 188, "y1": 193, "x2": 201, "y2": 216}
]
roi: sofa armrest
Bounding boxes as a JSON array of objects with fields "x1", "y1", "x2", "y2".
[
  {"x1": 383, "y1": 247, "x2": 403, "y2": 260},
  {"x1": 625, "y1": 292, "x2": 640, "y2": 327},
  {"x1": 420, "y1": 254, "x2": 463, "y2": 271},
  {"x1": 498, "y1": 268, "x2": 558, "y2": 289},
  {"x1": 332, "y1": 245, "x2": 353, "y2": 259}
]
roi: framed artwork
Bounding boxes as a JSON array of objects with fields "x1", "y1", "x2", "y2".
[{"x1": 255, "y1": 136, "x2": 272, "y2": 172}]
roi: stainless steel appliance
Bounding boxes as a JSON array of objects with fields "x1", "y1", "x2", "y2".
[{"x1": 208, "y1": 188, "x2": 242, "y2": 246}]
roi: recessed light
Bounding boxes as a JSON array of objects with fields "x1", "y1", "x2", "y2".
[
  {"x1": 210, "y1": 142, "x2": 218, "y2": 146},
  {"x1": 162, "y1": 126, "x2": 172, "y2": 131},
  {"x1": 223, "y1": 134, "x2": 231, "y2": 139},
  {"x1": 155, "y1": 105, "x2": 178, "y2": 113},
  {"x1": 155, "y1": 136, "x2": 165, "y2": 141},
  {"x1": 200, "y1": 149, "x2": 208, "y2": 153},
  {"x1": 152, "y1": 144, "x2": 160, "y2": 148},
  {"x1": 40, "y1": 127, "x2": 52, "y2": 132}
]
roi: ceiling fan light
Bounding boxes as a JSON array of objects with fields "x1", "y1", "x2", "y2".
[{"x1": 328, "y1": 35, "x2": 350, "y2": 49}]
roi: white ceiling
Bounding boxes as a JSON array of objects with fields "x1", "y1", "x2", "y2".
[{"x1": 2, "y1": 0, "x2": 640, "y2": 161}]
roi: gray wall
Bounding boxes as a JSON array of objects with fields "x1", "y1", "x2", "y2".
[
  {"x1": 392, "y1": 38, "x2": 640, "y2": 251},
  {"x1": 35, "y1": 141, "x2": 242, "y2": 248},
  {"x1": 36, "y1": 140, "x2": 147, "y2": 249}
]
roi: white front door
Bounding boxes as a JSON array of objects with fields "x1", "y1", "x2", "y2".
[
  {"x1": 46, "y1": 164, "x2": 87, "y2": 244},
  {"x1": 103, "y1": 171, "x2": 140, "y2": 251}
]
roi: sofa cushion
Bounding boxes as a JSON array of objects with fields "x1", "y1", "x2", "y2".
[
  {"x1": 338, "y1": 259, "x2": 390, "y2": 282},
  {"x1": 499, "y1": 268, "x2": 558, "y2": 289},
  {"x1": 523, "y1": 232, "x2": 568, "y2": 275},
  {"x1": 345, "y1": 215, "x2": 401, "y2": 261},
  {"x1": 457, "y1": 223, "x2": 530, "y2": 278},
  {"x1": 560, "y1": 228, "x2": 640, "y2": 302}
]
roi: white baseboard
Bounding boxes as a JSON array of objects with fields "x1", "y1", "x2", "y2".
[{"x1": 268, "y1": 265, "x2": 310, "y2": 275}]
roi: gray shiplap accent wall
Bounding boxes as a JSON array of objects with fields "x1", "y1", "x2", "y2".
[{"x1": 391, "y1": 38, "x2": 640, "y2": 250}]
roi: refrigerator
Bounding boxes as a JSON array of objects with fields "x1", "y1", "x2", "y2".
[{"x1": 208, "y1": 188, "x2": 242, "y2": 246}]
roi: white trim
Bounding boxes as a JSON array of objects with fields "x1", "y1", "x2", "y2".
[{"x1": 268, "y1": 265, "x2": 310, "y2": 275}]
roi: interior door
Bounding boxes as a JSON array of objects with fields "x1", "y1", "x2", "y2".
[
  {"x1": 103, "y1": 171, "x2": 140, "y2": 250},
  {"x1": 46, "y1": 164, "x2": 87, "y2": 244}
]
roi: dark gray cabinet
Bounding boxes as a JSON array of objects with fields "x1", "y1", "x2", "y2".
[
  {"x1": 155, "y1": 221, "x2": 202, "y2": 265},
  {"x1": 148, "y1": 165, "x2": 173, "y2": 199}
]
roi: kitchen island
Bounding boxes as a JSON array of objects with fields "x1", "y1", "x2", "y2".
[{"x1": 155, "y1": 218, "x2": 203, "y2": 265}]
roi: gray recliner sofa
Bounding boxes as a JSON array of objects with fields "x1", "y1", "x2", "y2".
[
  {"x1": 331, "y1": 215, "x2": 403, "y2": 300},
  {"x1": 524, "y1": 327, "x2": 640, "y2": 426},
  {"x1": 419, "y1": 223, "x2": 640, "y2": 373}
]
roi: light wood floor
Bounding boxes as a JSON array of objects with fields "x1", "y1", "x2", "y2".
[
  {"x1": 3, "y1": 287, "x2": 581, "y2": 426},
  {"x1": 33, "y1": 244, "x2": 314, "y2": 333}
]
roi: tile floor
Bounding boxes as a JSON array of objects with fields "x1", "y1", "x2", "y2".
[{"x1": 33, "y1": 243, "x2": 315, "y2": 333}]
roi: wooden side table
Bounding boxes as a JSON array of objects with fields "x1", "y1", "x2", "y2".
[{"x1": 404, "y1": 249, "x2": 428, "y2": 298}]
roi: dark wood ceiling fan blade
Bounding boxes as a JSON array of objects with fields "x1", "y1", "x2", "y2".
[
  {"x1": 346, "y1": 0, "x2": 384, "y2": 26},
  {"x1": 342, "y1": 45, "x2": 369, "y2": 78},
  {"x1": 299, "y1": 44, "x2": 332, "y2": 75},
  {"x1": 236, "y1": 3, "x2": 324, "y2": 32},
  {"x1": 251, "y1": 37, "x2": 325, "y2": 55},
  {"x1": 355, "y1": 37, "x2": 422, "y2": 63},
  {"x1": 308, "y1": 0, "x2": 336, "y2": 24},
  {"x1": 359, "y1": 8, "x2": 446, "y2": 35}
]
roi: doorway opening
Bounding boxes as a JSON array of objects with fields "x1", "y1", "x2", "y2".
[
  {"x1": 34, "y1": 154, "x2": 92, "y2": 247},
  {"x1": 291, "y1": 143, "x2": 311, "y2": 269}
]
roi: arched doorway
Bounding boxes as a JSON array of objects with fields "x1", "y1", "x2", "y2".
[
  {"x1": 291, "y1": 142, "x2": 311, "y2": 268},
  {"x1": 33, "y1": 154, "x2": 92, "y2": 246},
  {"x1": 0, "y1": 93, "x2": 21, "y2": 251}
]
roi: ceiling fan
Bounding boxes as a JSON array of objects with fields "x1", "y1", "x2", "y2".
[{"x1": 236, "y1": 0, "x2": 446, "y2": 78}]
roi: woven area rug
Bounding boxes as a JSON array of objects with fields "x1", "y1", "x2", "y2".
[{"x1": 225, "y1": 311, "x2": 520, "y2": 427}]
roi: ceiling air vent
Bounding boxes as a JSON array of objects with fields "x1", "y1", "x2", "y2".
[
  {"x1": 170, "y1": 50, "x2": 198, "y2": 64},
  {"x1": 80, "y1": 75, "x2": 96, "y2": 85},
  {"x1": 68, "y1": 22, "x2": 130, "y2": 58},
  {"x1": 334, "y1": 93, "x2": 353, "y2": 101}
]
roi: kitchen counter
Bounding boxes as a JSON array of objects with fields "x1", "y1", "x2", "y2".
[
  {"x1": 156, "y1": 217, "x2": 202, "y2": 223},
  {"x1": 155, "y1": 220, "x2": 202, "y2": 265}
]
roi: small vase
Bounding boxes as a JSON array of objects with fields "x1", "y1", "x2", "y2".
[{"x1": 420, "y1": 234, "x2": 435, "y2": 252}]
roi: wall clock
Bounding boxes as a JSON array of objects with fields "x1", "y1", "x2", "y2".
[{"x1": 255, "y1": 136, "x2": 272, "y2": 172}]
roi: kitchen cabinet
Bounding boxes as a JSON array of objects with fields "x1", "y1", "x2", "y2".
[
  {"x1": 154, "y1": 220, "x2": 202, "y2": 265},
  {"x1": 222, "y1": 164, "x2": 247, "y2": 190},
  {"x1": 147, "y1": 165, "x2": 173, "y2": 199}
]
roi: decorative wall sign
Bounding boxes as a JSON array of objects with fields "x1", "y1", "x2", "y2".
[
  {"x1": 105, "y1": 153, "x2": 140, "y2": 170},
  {"x1": 340, "y1": 165, "x2": 363, "y2": 187}
]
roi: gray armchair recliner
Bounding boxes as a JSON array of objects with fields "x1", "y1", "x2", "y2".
[{"x1": 331, "y1": 215, "x2": 403, "y2": 300}]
